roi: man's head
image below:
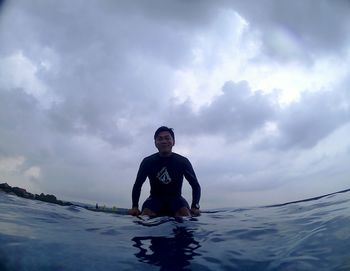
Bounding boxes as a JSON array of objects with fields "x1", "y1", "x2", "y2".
[
  {"x1": 154, "y1": 126, "x2": 175, "y2": 141},
  {"x1": 154, "y1": 126, "x2": 175, "y2": 156}
]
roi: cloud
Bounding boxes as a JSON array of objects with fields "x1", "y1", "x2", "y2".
[
  {"x1": 167, "y1": 80, "x2": 278, "y2": 141},
  {"x1": 227, "y1": 0, "x2": 350, "y2": 62},
  {"x1": 1, "y1": 1, "x2": 350, "y2": 208},
  {"x1": 0, "y1": 89, "x2": 44, "y2": 157},
  {"x1": 200, "y1": 81, "x2": 277, "y2": 139},
  {"x1": 167, "y1": 76, "x2": 350, "y2": 152},
  {"x1": 257, "y1": 87, "x2": 350, "y2": 150}
]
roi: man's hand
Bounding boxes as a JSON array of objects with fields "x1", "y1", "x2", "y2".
[
  {"x1": 128, "y1": 207, "x2": 141, "y2": 216},
  {"x1": 190, "y1": 207, "x2": 201, "y2": 216}
]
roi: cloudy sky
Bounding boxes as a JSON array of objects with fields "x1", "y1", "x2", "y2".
[{"x1": 1, "y1": 0, "x2": 350, "y2": 209}]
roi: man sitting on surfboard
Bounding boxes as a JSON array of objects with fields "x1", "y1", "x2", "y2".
[{"x1": 128, "y1": 126, "x2": 201, "y2": 217}]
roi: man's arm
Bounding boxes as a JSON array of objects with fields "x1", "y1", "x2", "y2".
[
  {"x1": 128, "y1": 159, "x2": 147, "y2": 216},
  {"x1": 183, "y1": 158, "x2": 201, "y2": 215}
]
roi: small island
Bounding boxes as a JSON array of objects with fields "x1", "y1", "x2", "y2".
[
  {"x1": 0, "y1": 182, "x2": 128, "y2": 215},
  {"x1": 0, "y1": 182, "x2": 73, "y2": 206}
]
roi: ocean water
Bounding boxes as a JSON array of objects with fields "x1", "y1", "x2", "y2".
[{"x1": 1, "y1": 190, "x2": 350, "y2": 271}]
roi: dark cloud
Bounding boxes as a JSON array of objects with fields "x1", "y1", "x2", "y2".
[
  {"x1": 256, "y1": 88, "x2": 350, "y2": 150},
  {"x1": 0, "y1": 0, "x2": 6, "y2": 11},
  {"x1": 167, "y1": 80, "x2": 350, "y2": 151},
  {"x1": 227, "y1": 0, "x2": 350, "y2": 62},
  {"x1": 166, "y1": 80, "x2": 277, "y2": 141},
  {"x1": 199, "y1": 81, "x2": 277, "y2": 139},
  {"x1": 0, "y1": 0, "x2": 208, "y2": 68},
  {"x1": 0, "y1": 1, "x2": 191, "y2": 148},
  {"x1": 0, "y1": 89, "x2": 44, "y2": 157},
  {"x1": 3, "y1": 0, "x2": 350, "y2": 65}
]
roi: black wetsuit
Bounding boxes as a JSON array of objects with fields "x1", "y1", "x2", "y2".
[{"x1": 132, "y1": 152, "x2": 201, "y2": 212}]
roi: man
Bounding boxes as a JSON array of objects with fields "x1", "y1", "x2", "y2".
[{"x1": 128, "y1": 126, "x2": 201, "y2": 217}]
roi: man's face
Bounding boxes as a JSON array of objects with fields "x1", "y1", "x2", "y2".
[{"x1": 155, "y1": 131, "x2": 174, "y2": 155}]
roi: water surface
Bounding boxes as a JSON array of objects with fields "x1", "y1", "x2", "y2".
[{"x1": 1, "y1": 190, "x2": 350, "y2": 270}]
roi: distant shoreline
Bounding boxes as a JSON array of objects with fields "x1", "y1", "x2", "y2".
[
  {"x1": 0, "y1": 182, "x2": 128, "y2": 215},
  {"x1": 2, "y1": 182, "x2": 350, "y2": 213}
]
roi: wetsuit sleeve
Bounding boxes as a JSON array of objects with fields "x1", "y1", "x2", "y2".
[
  {"x1": 131, "y1": 159, "x2": 148, "y2": 208},
  {"x1": 183, "y1": 158, "x2": 201, "y2": 208}
]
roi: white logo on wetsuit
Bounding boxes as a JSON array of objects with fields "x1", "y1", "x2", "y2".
[{"x1": 157, "y1": 167, "x2": 172, "y2": 184}]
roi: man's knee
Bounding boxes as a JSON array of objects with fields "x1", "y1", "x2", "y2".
[
  {"x1": 175, "y1": 207, "x2": 191, "y2": 217},
  {"x1": 142, "y1": 208, "x2": 157, "y2": 217}
]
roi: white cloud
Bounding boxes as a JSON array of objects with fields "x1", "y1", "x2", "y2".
[
  {"x1": 0, "y1": 156, "x2": 25, "y2": 172},
  {"x1": 24, "y1": 166, "x2": 41, "y2": 179}
]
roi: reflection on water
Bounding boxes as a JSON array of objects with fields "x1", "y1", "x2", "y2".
[{"x1": 132, "y1": 226, "x2": 201, "y2": 270}]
